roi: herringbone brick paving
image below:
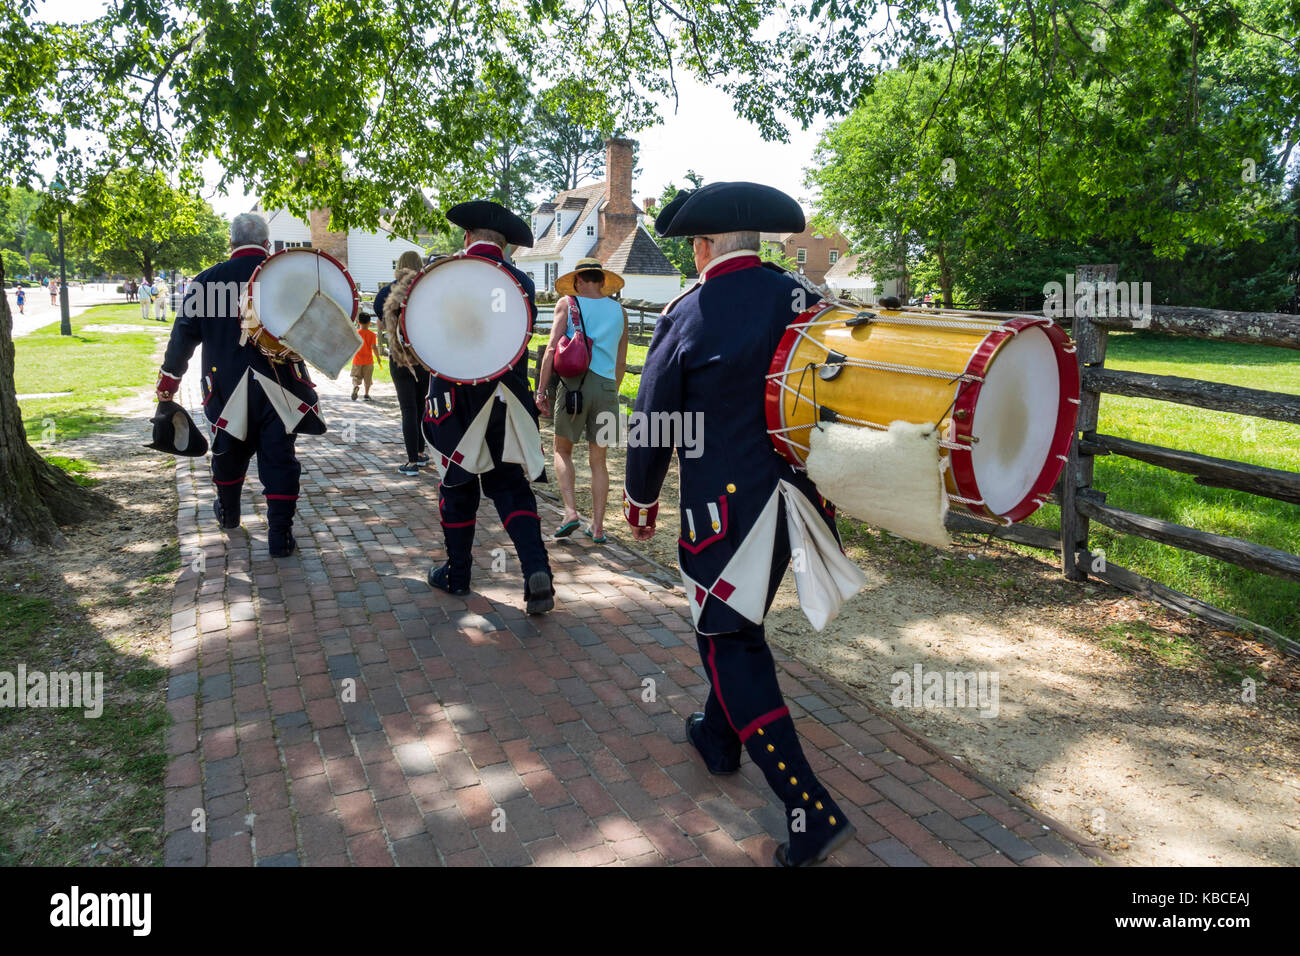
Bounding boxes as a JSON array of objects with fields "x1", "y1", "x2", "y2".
[{"x1": 162, "y1": 370, "x2": 1099, "y2": 867}]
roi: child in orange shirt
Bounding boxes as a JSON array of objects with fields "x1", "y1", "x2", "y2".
[{"x1": 351, "y1": 314, "x2": 383, "y2": 401}]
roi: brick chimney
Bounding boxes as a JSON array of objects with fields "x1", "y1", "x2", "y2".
[
  {"x1": 309, "y1": 207, "x2": 348, "y2": 267},
  {"x1": 592, "y1": 137, "x2": 639, "y2": 262}
]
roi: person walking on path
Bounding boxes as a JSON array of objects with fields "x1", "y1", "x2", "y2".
[
  {"x1": 15, "y1": 287, "x2": 24, "y2": 315},
  {"x1": 139, "y1": 278, "x2": 154, "y2": 321},
  {"x1": 153, "y1": 278, "x2": 169, "y2": 321},
  {"x1": 623, "y1": 181, "x2": 866, "y2": 867},
  {"x1": 535, "y1": 257, "x2": 628, "y2": 544},
  {"x1": 350, "y1": 314, "x2": 383, "y2": 401},
  {"x1": 49, "y1": 280, "x2": 58, "y2": 306},
  {"x1": 376, "y1": 249, "x2": 431, "y2": 476}
]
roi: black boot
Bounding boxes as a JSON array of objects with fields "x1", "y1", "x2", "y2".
[
  {"x1": 267, "y1": 498, "x2": 297, "y2": 557},
  {"x1": 524, "y1": 569, "x2": 554, "y2": 615},
  {"x1": 213, "y1": 483, "x2": 242, "y2": 529},
  {"x1": 744, "y1": 715, "x2": 856, "y2": 867},
  {"x1": 686, "y1": 712, "x2": 741, "y2": 775},
  {"x1": 432, "y1": 520, "x2": 475, "y2": 593}
]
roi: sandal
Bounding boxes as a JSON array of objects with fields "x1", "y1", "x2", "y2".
[
  {"x1": 553, "y1": 518, "x2": 581, "y2": 538},
  {"x1": 583, "y1": 526, "x2": 607, "y2": 544}
]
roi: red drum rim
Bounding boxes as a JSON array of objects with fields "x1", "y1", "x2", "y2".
[
  {"x1": 243, "y1": 247, "x2": 362, "y2": 350},
  {"x1": 765, "y1": 303, "x2": 833, "y2": 466},
  {"x1": 399, "y1": 253, "x2": 532, "y2": 385},
  {"x1": 947, "y1": 318, "x2": 1080, "y2": 522}
]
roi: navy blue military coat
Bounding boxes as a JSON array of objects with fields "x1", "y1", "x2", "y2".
[
  {"x1": 624, "y1": 256, "x2": 839, "y2": 634},
  {"x1": 422, "y1": 241, "x2": 541, "y2": 486},
  {"x1": 161, "y1": 246, "x2": 325, "y2": 435}
]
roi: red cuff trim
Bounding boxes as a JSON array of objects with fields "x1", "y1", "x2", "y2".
[
  {"x1": 213, "y1": 478, "x2": 245, "y2": 486},
  {"x1": 265, "y1": 494, "x2": 299, "y2": 501},
  {"x1": 157, "y1": 371, "x2": 182, "y2": 393},
  {"x1": 623, "y1": 493, "x2": 659, "y2": 528}
]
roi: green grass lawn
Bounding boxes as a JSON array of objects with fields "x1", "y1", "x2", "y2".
[
  {"x1": 1023, "y1": 331, "x2": 1300, "y2": 640},
  {"x1": 15, "y1": 304, "x2": 171, "y2": 443}
]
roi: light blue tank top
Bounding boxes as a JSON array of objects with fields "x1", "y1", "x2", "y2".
[{"x1": 565, "y1": 296, "x2": 624, "y2": 381}]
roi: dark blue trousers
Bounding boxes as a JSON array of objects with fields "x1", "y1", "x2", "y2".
[{"x1": 210, "y1": 389, "x2": 300, "y2": 532}]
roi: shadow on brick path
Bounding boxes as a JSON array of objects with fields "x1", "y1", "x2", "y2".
[{"x1": 161, "y1": 371, "x2": 1105, "y2": 867}]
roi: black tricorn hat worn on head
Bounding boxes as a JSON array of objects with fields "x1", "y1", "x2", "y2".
[
  {"x1": 447, "y1": 200, "x2": 534, "y2": 248},
  {"x1": 145, "y1": 401, "x2": 208, "y2": 457},
  {"x1": 657, "y1": 181, "x2": 805, "y2": 238},
  {"x1": 653, "y1": 189, "x2": 694, "y2": 235}
]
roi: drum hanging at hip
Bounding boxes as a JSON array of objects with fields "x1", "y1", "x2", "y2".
[
  {"x1": 399, "y1": 254, "x2": 532, "y2": 384},
  {"x1": 765, "y1": 302, "x2": 1080, "y2": 524},
  {"x1": 241, "y1": 248, "x2": 362, "y2": 379}
]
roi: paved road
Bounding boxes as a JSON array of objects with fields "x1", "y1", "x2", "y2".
[{"x1": 5, "y1": 282, "x2": 134, "y2": 338}]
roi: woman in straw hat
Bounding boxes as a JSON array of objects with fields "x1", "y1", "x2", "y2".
[
  {"x1": 377, "y1": 249, "x2": 430, "y2": 476},
  {"x1": 535, "y1": 257, "x2": 629, "y2": 544}
]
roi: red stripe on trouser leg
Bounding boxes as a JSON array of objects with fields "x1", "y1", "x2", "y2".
[
  {"x1": 502, "y1": 510, "x2": 538, "y2": 527},
  {"x1": 704, "y1": 635, "x2": 738, "y2": 732},
  {"x1": 213, "y1": 478, "x2": 244, "y2": 486},
  {"x1": 438, "y1": 497, "x2": 476, "y2": 528},
  {"x1": 737, "y1": 706, "x2": 790, "y2": 743},
  {"x1": 265, "y1": 494, "x2": 299, "y2": 500}
]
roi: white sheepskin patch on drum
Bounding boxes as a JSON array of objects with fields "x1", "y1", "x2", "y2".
[
  {"x1": 807, "y1": 421, "x2": 952, "y2": 549},
  {"x1": 280, "y1": 292, "x2": 362, "y2": 380}
]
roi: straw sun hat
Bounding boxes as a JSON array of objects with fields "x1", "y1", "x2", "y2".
[{"x1": 554, "y1": 258, "x2": 625, "y2": 298}]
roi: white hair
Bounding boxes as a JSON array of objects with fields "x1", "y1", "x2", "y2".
[
  {"x1": 467, "y1": 227, "x2": 507, "y2": 247},
  {"x1": 708, "y1": 231, "x2": 761, "y2": 256},
  {"x1": 230, "y1": 212, "x2": 270, "y2": 248}
]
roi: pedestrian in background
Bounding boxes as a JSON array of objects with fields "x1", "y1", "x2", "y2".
[
  {"x1": 377, "y1": 249, "x2": 431, "y2": 476},
  {"x1": 139, "y1": 278, "x2": 154, "y2": 321},
  {"x1": 15, "y1": 287, "x2": 24, "y2": 314},
  {"x1": 535, "y1": 257, "x2": 628, "y2": 543},
  {"x1": 350, "y1": 314, "x2": 382, "y2": 401},
  {"x1": 153, "y1": 278, "x2": 168, "y2": 321}
]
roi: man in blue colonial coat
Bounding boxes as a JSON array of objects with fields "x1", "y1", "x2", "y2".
[
  {"x1": 156, "y1": 213, "x2": 326, "y2": 558},
  {"x1": 623, "y1": 182, "x2": 865, "y2": 866},
  {"x1": 423, "y1": 201, "x2": 554, "y2": 615}
]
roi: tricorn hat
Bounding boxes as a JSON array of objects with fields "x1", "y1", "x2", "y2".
[
  {"x1": 653, "y1": 189, "x2": 694, "y2": 235},
  {"x1": 555, "y1": 258, "x2": 625, "y2": 299},
  {"x1": 446, "y1": 200, "x2": 534, "y2": 248},
  {"x1": 145, "y1": 401, "x2": 209, "y2": 457},
  {"x1": 656, "y1": 181, "x2": 805, "y2": 238}
]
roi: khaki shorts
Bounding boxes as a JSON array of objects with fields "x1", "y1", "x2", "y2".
[
  {"x1": 554, "y1": 374, "x2": 619, "y2": 445},
  {"x1": 351, "y1": 363, "x2": 374, "y2": 388}
]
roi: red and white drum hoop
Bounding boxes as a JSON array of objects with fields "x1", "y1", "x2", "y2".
[
  {"x1": 399, "y1": 254, "x2": 532, "y2": 384},
  {"x1": 242, "y1": 248, "x2": 360, "y2": 361}
]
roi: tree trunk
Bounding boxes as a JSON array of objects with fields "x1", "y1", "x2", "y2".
[
  {"x1": 937, "y1": 238, "x2": 954, "y2": 307},
  {"x1": 143, "y1": 252, "x2": 154, "y2": 283},
  {"x1": 0, "y1": 256, "x2": 113, "y2": 553}
]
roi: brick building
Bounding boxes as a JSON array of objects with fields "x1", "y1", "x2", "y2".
[{"x1": 760, "y1": 226, "x2": 850, "y2": 285}]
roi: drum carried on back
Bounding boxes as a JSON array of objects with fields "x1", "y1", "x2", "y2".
[
  {"x1": 398, "y1": 253, "x2": 532, "y2": 383},
  {"x1": 241, "y1": 248, "x2": 362, "y2": 379},
  {"x1": 765, "y1": 300, "x2": 1079, "y2": 546}
]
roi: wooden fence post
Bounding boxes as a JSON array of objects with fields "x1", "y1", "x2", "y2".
[{"x1": 1060, "y1": 264, "x2": 1114, "y2": 580}]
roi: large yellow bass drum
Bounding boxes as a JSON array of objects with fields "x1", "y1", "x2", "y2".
[{"x1": 765, "y1": 302, "x2": 1080, "y2": 523}]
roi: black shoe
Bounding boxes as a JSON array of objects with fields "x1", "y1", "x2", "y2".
[
  {"x1": 773, "y1": 821, "x2": 857, "y2": 868},
  {"x1": 212, "y1": 498, "x2": 239, "y2": 530},
  {"x1": 363, "y1": 394, "x2": 374, "y2": 402},
  {"x1": 524, "y1": 570, "x2": 554, "y2": 615},
  {"x1": 269, "y1": 530, "x2": 296, "y2": 557},
  {"x1": 415, "y1": 452, "x2": 430, "y2": 466},
  {"x1": 398, "y1": 462, "x2": 420, "y2": 476},
  {"x1": 428, "y1": 563, "x2": 470, "y2": 596},
  {"x1": 686, "y1": 712, "x2": 741, "y2": 775}
]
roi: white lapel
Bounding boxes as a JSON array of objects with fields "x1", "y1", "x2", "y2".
[
  {"x1": 251, "y1": 370, "x2": 309, "y2": 434},
  {"x1": 707, "y1": 486, "x2": 782, "y2": 625},
  {"x1": 215, "y1": 369, "x2": 251, "y2": 441},
  {"x1": 779, "y1": 481, "x2": 867, "y2": 630},
  {"x1": 497, "y1": 384, "x2": 545, "y2": 480}
]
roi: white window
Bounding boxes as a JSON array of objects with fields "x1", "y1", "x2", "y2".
[
  {"x1": 797, "y1": 248, "x2": 807, "y2": 264},
  {"x1": 391, "y1": 259, "x2": 398, "y2": 271},
  {"x1": 829, "y1": 250, "x2": 839, "y2": 264},
  {"x1": 285, "y1": 240, "x2": 311, "y2": 249},
  {"x1": 587, "y1": 224, "x2": 594, "y2": 236},
  {"x1": 555, "y1": 212, "x2": 562, "y2": 233}
]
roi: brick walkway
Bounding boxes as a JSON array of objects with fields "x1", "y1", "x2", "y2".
[{"x1": 162, "y1": 370, "x2": 1101, "y2": 867}]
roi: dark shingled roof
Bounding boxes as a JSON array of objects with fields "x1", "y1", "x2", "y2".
[
  {"x1": 604, "y1": 225, "x2": 680, "y2": 277},
  {"x1": 522, "y1": 182, "x2": 605, "y2": 257}
]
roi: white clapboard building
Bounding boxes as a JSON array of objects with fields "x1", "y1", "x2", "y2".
[
  {"x1": 514, "y1": 137, "x2": 681, "y2": 305},
  {"x1": 260, "y1": 207, "x2": 426, "y2": 294}
]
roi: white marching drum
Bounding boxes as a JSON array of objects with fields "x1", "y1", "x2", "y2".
[
  {"x1": 243, "y1": 248, "x2": 362, "y2": 379},
  {"x1": 399, "y1": 254, "x2": 532, "y2": 383}
]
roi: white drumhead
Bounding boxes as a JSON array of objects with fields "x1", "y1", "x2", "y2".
[
  {"x1": 249, "y1": 249, "x2": 358, "y2": 335},
  {"x1": 403, "y1": 256, "x2": 531, "y2": 382},
  {"x1": 969, "y1": 326, "x2": 1060, "y2": 515}
]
